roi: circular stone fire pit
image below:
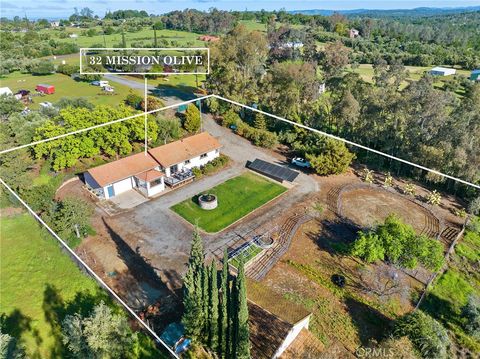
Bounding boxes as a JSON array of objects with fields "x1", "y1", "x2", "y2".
[{"x1": 198, "y1": 194, "x2": 218, "y2": 210}]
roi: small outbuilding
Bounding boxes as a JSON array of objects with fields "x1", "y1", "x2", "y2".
[
  {"x1": 0, "y1": 87, "x2": 13, "y2": 96},
  {"x1": 429, "y1": 67, "x2": 456, "y2": 76},
  {"x1": 470, "y1": 69, "x2": 480, "y2": 81},
  {"x1": 36, "y1": 84, "x2": 55, "y2": 94}
]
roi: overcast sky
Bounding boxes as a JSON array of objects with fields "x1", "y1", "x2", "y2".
[{"x1": 1, "y1": 0, "x2": 479, "y2": 19}]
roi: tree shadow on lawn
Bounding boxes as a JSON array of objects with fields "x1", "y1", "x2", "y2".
[
  {"x1": 102, "y1": 219, "x2": 180, "y2": 301},
  {"x1": 344, "y1": 296, "x2": 393, "y2": 346},
  {"x1": 1, "y1": 310, "x2": 42, "y2": 358}
]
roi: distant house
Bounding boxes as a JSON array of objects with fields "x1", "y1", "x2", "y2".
[
  {"x1": 429, "y1": 67, "x2": 456, "y2": 76},
  {"x1": 470, "y1": 69, "x2": 480, "y2": 81},
  {"x1": 349, "y1": 28, "x2": 360, "y2": 38},
  {"x1": 197, "y1": 35, "x2": 220, "y2": 42},
  {"x1": 0, "y1": 87, "x2": 13, "y2": 96},
  {"x1": 50, "y1": 21, "x2": 60, "y2": 27},
  {"x1": 280, "y1": 41, "x2": 304, "y2": 49},
  {"x1": 36, "y1": 84, "x2": 55, "y2": 94},
  {"x1": 84, "y1": 132, "x2": 222, "y2": 200}
]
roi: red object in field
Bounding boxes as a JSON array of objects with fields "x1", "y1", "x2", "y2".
[{"x1": 36, "y1": 84, "x2": 55, "y2": 94}]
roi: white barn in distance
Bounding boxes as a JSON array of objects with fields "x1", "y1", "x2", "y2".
[{"x1": 429, "y1": 66, "x2": 456, "y2": 76}]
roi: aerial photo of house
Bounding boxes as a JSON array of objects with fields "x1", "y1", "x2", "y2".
[{"x1": 1, "y1": 2, "x2": 479, "y2": 359}]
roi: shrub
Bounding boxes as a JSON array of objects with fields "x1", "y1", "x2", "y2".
[
  {"x1": 394, "y1": 311, "x2": 450, "y2": 359},
  {"x1": 57, "y1": 63, "x2": 80, "y2": 76},
  {"x1": 184, "y1": 104, "x2": 201, "y2": 133},
  {"x1": 306, "y1": 139, "x2": 355, "y2": 175},
  {"x1": 221, "y1": 109, "x2": 240, "y2": 127},
  {"x1": 124, "y1": 92, "x2": 143, "y2": 109},
  {"x1": 350, "y1": 214, "x2": 444, "y2": 271},
  {"x1": 27, "y1": 60, "x2": 55, "y2": 75},
  {"x1": 192, "y1": 167, "x2": 203, "y2": 179},
  {"x1": 461, "y1": 294, "x2": 480, "y2": 339}
]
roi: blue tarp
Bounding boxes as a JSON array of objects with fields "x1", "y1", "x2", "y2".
[{"x1": 160, "y1": 322, "x2": 184, "y2": 348}]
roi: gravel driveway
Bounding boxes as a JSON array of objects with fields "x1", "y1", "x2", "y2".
[{"x1": 105, "y1": 115, "x2": 319, "y2": 288}]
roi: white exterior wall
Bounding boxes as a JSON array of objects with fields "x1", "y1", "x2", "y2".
[
  {"x1": 103, "y1": 177, "x2": 134, "y2": 199},
  {"x1": 273, "y1": 315, "x2": 311, "y2": 359},
  {"x1": 147, "y1": 178, "x2": 165, "y2": 197},
  {"x1": 183, "y1": 149, "x2": 219, "y2": 170},
  {"x1": 165, "y1": 149, "x2": 220, "y2": 176}
]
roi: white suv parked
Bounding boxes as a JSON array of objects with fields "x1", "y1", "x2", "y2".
[{"x1": 291, "y1": 157, "x2": 311, "y2": 168}]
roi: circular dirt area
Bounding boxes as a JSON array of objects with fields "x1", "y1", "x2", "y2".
[{"x1": 340, "y1": 186, "x2": 438, "y2": 235}]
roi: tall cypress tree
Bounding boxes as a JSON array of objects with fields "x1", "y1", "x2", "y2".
[
  {"x1": 230, "y1": 275, "x2": 238, "y2": 359},
  {"x1": 236, "y1": 257, "x2": 250, "y2": 359},
  {"x1": 202, "y1": 264, "x2": 209, "y2": 341},
  {"x1": 219, "y1": 249, "x2": 229, "y2": 358},
  {"x1": 208, "y1": 260, "x2": 219, "y2": 350},
  {"x1": 182, "y1": 229, "x2": 206, "y2": 340}
]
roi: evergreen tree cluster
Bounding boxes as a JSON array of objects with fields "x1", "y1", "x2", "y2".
[{"x1": 182, "y1": 230, "x2": 250, "y2": 358}]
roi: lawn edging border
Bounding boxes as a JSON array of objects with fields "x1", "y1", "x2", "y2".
[{"x1": 169, "y1": 174, "x2": 290, "y2": 235}]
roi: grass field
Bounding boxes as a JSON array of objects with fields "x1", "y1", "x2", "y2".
[
  {"x1": 0, "y1": 214, "x2": 99, "y2": 357},
  {"x1": 0, "y1": 71, "x2": 141, "y2": 109},
  {"x1": 346, "y1": 64, "x2": 471, "y2": 93},
  {"x1": 421, "y1": 218, "x2": 480, "y2": 353},
  {"x1": 50, "y1": 28, "x2": 207, "y2": 48},
  {"x1": 229, "y1": 244, "x2": 263, "y2": 268},
  {"x1": 171, "y1": 172, "x2": 287, "y2": 233}
]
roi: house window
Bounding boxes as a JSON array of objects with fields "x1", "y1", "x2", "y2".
[
  {"x1": 150, "y1": 178, "x2": 163, "y2": 187},
  {"x1": 184, "y1": 159, "x2": 191, "y2": 165},
  {"x1": 200, "y1": 153, "x2": 207, "y2": 159}
]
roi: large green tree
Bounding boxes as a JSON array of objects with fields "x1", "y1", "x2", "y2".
[
  {"x1": 62, "y1": 301, "x2": 134, "y2": 358},
  {"x1": 184, "y1": 104, "x2": 201, "y2": 134}
]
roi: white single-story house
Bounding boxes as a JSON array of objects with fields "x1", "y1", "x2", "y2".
[
  {"x1": 84, "y1": 132, "x2": 222, "y2": 200},
  {"x1": 429, "y1": 66, "x2": 456, "y2": 76},
  {"x1": 0, "y1": 87, "x2": 13, "y2": 96}
]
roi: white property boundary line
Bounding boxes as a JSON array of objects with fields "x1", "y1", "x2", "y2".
[
  {"x1": 0, "y1": 178, "x2": 179, "y2": 358},
  {"x1": 211, "y1": 94, "x2": 480, "y2": 190},
  {"x1": 1, "y1": 92, "x2": 477, "y2": 189}
]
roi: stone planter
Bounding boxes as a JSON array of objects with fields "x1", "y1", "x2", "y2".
[{"x1": 198, "y1": 194, "x2": 218, "y2": 210}]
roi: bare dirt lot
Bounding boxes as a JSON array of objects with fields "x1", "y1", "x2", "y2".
[{"x1": 244, "y1": 169, "x2": 467, "y2": 356}]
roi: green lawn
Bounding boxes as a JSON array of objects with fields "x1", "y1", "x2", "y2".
[
  {"x1": 51, "y1": 27, "x2": 206, "y2": 48},
  {"x1": 229, "y1": 244, "x2": 263, "y2": 269},
  {"x1": 346, "y1": 64, "x2": 471, "y2": 92},
  {"x1": 0, "y1": 213, "x2": 166, "y2": 358},
  {"x1": 171, "y1": 172, "x2": 287, "y2": 233},
  {"x1": 0, "y1": 71, "x2": 141, "y2": 109},
  {"x1": 0, "y1": 214, "x2": 99, "y2": 357}
]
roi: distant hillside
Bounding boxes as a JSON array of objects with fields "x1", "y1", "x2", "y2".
[{"x1": 290, "y1": 6, "x2": 480, "y2": 18}]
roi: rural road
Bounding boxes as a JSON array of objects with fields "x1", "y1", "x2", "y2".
[{"x1": 104, "y1": 74, "x2": 197, "y2": 106}]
